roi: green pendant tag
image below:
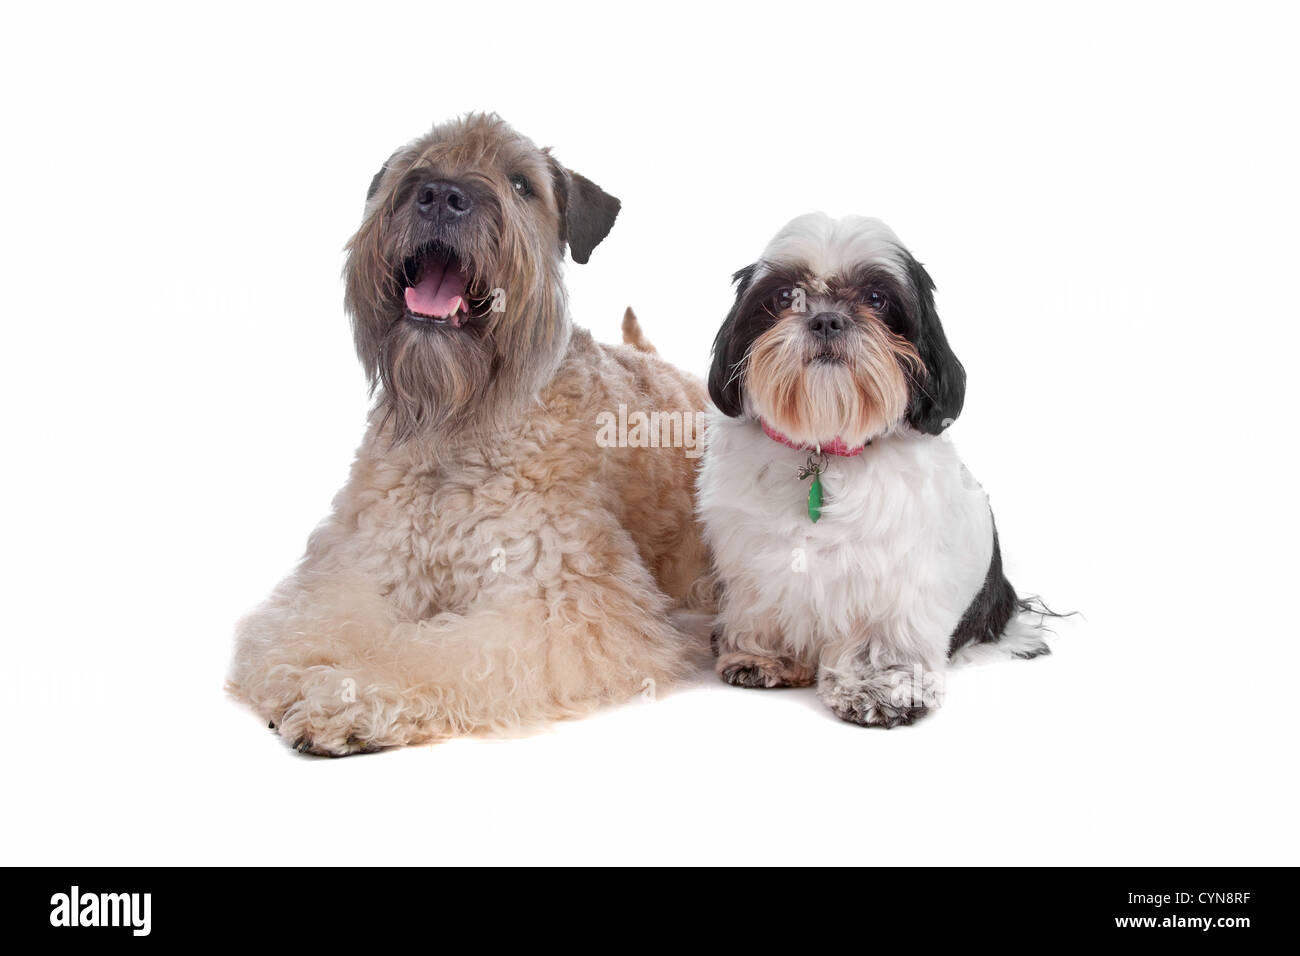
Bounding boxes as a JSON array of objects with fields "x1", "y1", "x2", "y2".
[
  {"x1": 798, "y1": 452, "x2": 827, "y2": 523},
  {"x1": 807, "y1": 473, "x2": 823, "y2": 523}
]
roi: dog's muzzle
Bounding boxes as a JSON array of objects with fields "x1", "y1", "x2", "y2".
[{"x1": 400, "y1": 179, "x2": 479, "y2": 327}]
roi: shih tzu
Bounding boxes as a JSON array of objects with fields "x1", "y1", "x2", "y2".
[{"x1": 698, "y1": 213, "x2": 1052, "y2": 728}]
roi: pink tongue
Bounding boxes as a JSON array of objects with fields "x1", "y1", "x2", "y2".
[{"x1": 404, "y1": 257, "x2": 469, "y2": 324}]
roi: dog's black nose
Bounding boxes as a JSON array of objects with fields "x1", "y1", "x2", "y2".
[
  {"x1": 806, "y1": 311, "x2": 848, "y2": 341},
  {"x1": 415, "y1": 180, "x2": 472, "y2": 220}
]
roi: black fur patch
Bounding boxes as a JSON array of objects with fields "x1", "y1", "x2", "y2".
[
  {"x1": 707, "y1": 263, "x2": 759, "y2": 416},
  {"x1": 899, "y1": 253, "x2": 966, "y2": 434},
  {"x1": 948, "y1": 518, "x2": 1023, "y2": 656}
]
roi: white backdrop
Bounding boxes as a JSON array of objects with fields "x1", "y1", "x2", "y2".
[{"x1": 3, "y1": 0, "x2": 1297, "y2": 865}]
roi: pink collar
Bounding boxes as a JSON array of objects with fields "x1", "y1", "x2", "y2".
[{"x1": 759, "y1": 419, "x2": 868, "y2": 457}]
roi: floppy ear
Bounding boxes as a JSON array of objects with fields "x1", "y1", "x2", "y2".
[
  {"x1": 365, "y1": 150, "x2": 402, "y2": 202},
  {"x1": 549, "y1": 161, "x2": 621, "y2": 264},
  {"x1": 903, "y1": 256, "x2": 966, "y2": 433},
  {"x1": 707, "y1": 264, "x2": 758, "y2": 416}
]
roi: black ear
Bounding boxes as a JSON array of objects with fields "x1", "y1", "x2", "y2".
[
  {"x1": 550, "y1": 162, "x2": 621, "y2": 264},
  {"x1": 903, "y1": 256, "x2": 966, "y2": 433},
  {"x1": 707, "y1": 264, "x2": 758, "y2": 416},
  {"x1": 366, "y1": 166, "x2": 386, "y2": 201},
  {"x1": 366, "y1": 150, "x2": 402, "y2": 201}
]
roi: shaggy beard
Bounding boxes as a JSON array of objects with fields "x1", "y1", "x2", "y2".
[
  {"x1": 744, "y1": 318, "x2": 922, "y2": 447},
  {"x1": 378, "y1": 320, "x2": 496, "y2": 441},
  {"x1": 376, "y1": 291, "x2": 571, "y2": 444}
]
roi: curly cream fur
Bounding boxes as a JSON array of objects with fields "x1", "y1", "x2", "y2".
[
  {"x1": 227, "y1": 115, "x2": 711, "y2": 755},
  {"x1": 229, "y1": 330, "x2": 711, "y2": 754}
]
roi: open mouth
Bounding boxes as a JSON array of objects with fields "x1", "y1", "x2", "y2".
[{"x1": 400, "y1": 244, "x2": 473, "y2": 328}]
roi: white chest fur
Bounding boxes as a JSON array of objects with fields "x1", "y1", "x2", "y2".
[{"x1": 697, "y1": 412, "x2": 994, "y2": 659}]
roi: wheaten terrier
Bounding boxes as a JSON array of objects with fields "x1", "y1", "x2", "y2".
[{"x1": 228, "y1": 114, "x2": 711, "y2": 755}]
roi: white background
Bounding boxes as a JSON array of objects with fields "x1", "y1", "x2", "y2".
[{"x1": 3, "y1": 1, "x2": 1297, "y2": 865}]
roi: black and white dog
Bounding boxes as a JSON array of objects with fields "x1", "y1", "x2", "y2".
[{"x1": 699, "y1": 213, "x2": 1051, "y2": 728}]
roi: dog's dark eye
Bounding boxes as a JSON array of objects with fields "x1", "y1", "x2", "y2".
[
  {"x1": 774, "y1": 287, "x2": 795, "y2": 311},
  {"x1": 862, "y1": 289, "x2": 887, "y2": 310},
  {"x1": 509, "y1": 174, "x2": 533, "y2": 197}
]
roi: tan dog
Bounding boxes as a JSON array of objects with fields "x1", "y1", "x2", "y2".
[{"x1": 227, "y1": 114, "x2": 710, "y2": 755}]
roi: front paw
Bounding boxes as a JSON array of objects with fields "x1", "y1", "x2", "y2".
[
  {"x1": 817, "y1": 674, "x2": 929, "y2": 728},
  {"x1": 272, "y1": 705, "x2": 385, "y2": 757},
  {"x1": 717, "y1": 653, "x2": 815, "y2": 689},
  {"x1": 262, "y1": 669, "x2": 399, "y2": 757}
]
